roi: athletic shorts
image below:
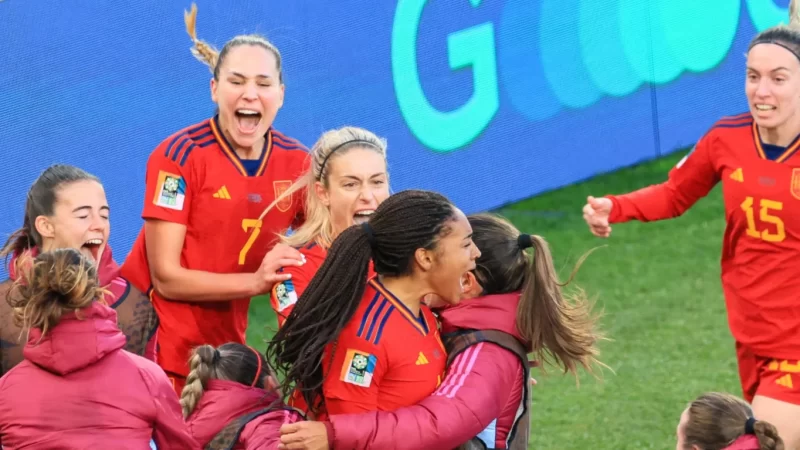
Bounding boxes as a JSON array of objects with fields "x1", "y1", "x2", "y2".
[{"x1": 736, "y1": 342, "x2": 800, "y2": 405}]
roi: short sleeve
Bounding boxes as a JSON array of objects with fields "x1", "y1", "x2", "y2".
[
  {"x1": 141, "y1": 137, "x2": 195, "y2": 225},
  {"x1": 270, "y1": 261, "x2": 313, "y2": 327},
  {"x1": 322, "y1": 333, "x2": 388, "y2": 415}
]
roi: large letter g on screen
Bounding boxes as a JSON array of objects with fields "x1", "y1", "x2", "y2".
[{"x1": 392, "y1": 0, "x2": 499, "y2": 152}]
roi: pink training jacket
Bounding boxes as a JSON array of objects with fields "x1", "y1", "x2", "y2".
[
  {"x1": 0, "y1": 302, "x2": 196, "y2": 449},
  {"x1": 328, "y1": 293, "x2": 528, "y2": 449},
  {"x1": 187, "y1": 379, "x2": 303, "y2": 449}
]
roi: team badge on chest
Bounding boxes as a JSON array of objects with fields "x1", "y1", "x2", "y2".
[
  {"x1": 791, "y1": 168, "x2": 800, "y2": 201},
  {"x1": 273, "y1": 180, "x2": 293, "y2": 212}
]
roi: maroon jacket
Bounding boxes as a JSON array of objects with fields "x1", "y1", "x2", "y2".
[
  {"x1": 0, "y1": 302, "x2": 196, "y2": 449},
  {"x1": 328, "y1": 293, "x2": 528, "y2": 449},
  {"x1": 187, "y1": 380, "x2": 303, "y2": 449}
]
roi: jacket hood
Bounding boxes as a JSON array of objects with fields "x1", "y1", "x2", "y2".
[
  {"x1": 188, "y1": 379, "x2": 281, "y2": 445},
  {"x1": 23, "y1": 302, "x2": 127, "y2": 375},
  {"x1": 438, "y1": 292, "x2": 530, "y2": 350}
]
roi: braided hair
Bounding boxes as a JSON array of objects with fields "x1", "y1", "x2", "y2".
[{"x1": 267, "y1": 189, "x2": 458, "y2": 414}]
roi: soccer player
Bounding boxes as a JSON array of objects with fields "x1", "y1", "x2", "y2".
[
  {"x1": 267, "y1": 126, "x2": 390, "y2": 327},
  {"x1": 0, "y1": 164, "x2": 157, "y2": 376},
  {"x1": 267, "y1": 190, "x2": 481, "y2": 420},
  {"x1": 121, "y1": 4, "x2": 307, "y2": 394},
  {"x1": 582, "y1": 3, "x2": 800, "y2": 446},
  {"x1": 277, "y1": 213, "x2": 604, "y2": 450}
]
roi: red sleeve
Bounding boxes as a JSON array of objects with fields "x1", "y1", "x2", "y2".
[
  {"x1": 143, "y1": 365, "x2": 198, "y2": 449},
  {"x1": 322, "y1": 333, "x2": 388, "y2": 415},
  {"x1": 607, "y1": 133, "x2": 720, "y2": 224},
  {"x1": 141, "y1": 138, "x2": 195, "y2": 225},
  {"x1": 329, "y1": 343, "x2": 520, "y2": 450},
  {"x1": 270, "y1": 262, "x2": 312, "y2": 327}
]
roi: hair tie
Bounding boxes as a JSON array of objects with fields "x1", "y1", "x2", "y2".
[
  {"x1": 361, "y1": 222, "x2": 376, "y2": 249},
  {"x1": 745, "y1": 417, "x2": 756, "y2": 435},
  {"x1": 247, "y1": 346, "x2": 263, "y2": 388},
  {"x1": 318, "y1": 139, "x2": 378, "y2": 179},
  {"x1": 212, "y1": 348, "x2": 221, "y2": 365},
  {"x1": 517, "y1": 234, "x2": 533, "y2": 250}
]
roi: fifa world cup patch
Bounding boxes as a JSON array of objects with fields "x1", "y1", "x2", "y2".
[
  {"x1": 153, "y1": 170, "x2": 186, "y2": 211},
  {"x1": 340, "y1": 349, "x2": 377, "y2": 388},
  {"x1": 273, "y1": 280, "x2": 298, "y2": 312}
]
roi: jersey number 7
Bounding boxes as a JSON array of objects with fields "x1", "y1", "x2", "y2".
[
  {"x1": 740, "y1": 197, "x2": 785, "y2": 243},
  {"x1": 239, "y1": 219, "x2": 263, "y2": 265}
]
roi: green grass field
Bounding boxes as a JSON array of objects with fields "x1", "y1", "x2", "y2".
[{"x1": 246, "y1": 150, "x2": 741, "y2": 449}]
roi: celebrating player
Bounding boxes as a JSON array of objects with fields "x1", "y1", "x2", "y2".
[
  {"x1": 121, "y1": 4, "x2": 307, "y2": 394},
  {"x1": 268, "y1": 190, "x2": 480, "y2": 419},
  {"x1": 582, "y1": 2, "x2": 800, "y2": 446},
  {"x1": 677, "y1": 393, "x2": 783, "y2": 450},
  {"x1": 0, "y1": 164, "x2": 156, "y2": 376},
  {"x1": 0, "y1": 249, "x2": 196, "y2": 449},
  {"x1": 267, "y1": 126, "x2": 389, "y2": 326},
  {"x1": 278, "y1": 213, "x2": 604, "y2": 450}
]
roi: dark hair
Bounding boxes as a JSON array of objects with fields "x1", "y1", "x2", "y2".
[
  {"x1": 748, "y1": 0, "x2": 800, "y2": 59},
  {"x1": 9, "y1": 248, "x2": 103, "y2": 339},
  {"x1": 467, "y1": 214, "x2": 603, "y2": 377},
  {"x1": 184, "y1": 3, "x2": 283, "y2": 83},
  {"x1": 180, "y1": 343, "x2": 273, "y2": 418},
  {"x1": 1, "y1": 164, "x2": 100, "y2": 267},
  {"x1": 682, "y1": 392, "x2": 784, "y2": 450},
  {"x1": 267, "y1": 189, "x2": 459, "y2": 413}
]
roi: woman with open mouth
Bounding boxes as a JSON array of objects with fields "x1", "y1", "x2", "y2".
[
  {"x1": 268, "y1": 190, "x2": 482, "y2": 423},
  {"x1": 121, "y1": 3, "x2": 309, "y2": 395},
  {"x1": 264, "y1": 126, "x2": 391, "y2": 329},
  {"x1": 0, "y1": 164, "x2": 157, "y2": 376}
]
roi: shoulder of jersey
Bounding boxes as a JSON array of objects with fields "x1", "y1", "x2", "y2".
[
  {"x1": 153, "y1": 120, "x2": 217, "y2": 167},
  {"x1": 708, "y1": 112, "x2": 753, "y2": 134},
  {"x1": 271, "y1": 129, "x2": 309, "y2": 154}
]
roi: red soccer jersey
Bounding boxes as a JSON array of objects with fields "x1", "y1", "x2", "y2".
[
  {"x1": 320, "y1": 278, "x2": 446, "y2": 415},
  {"x1": 121, "y1": 116, "x2": 308, "y2": 377},
  {"x1": 607, "y1": 113, "x2": 800, "y2": 358},
  {"x1": 270, "y1": 242, "x2": 377, "y2": 327}
]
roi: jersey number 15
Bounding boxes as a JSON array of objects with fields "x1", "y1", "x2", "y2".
[{"x1": 740, "y1": 197, "x2": 785, "y2": 243}]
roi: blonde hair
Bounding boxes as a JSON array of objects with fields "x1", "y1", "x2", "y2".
[
  {"x1": 180, "y1": 343, "x2": 271, "y2": 418},
  {"x1": 183, "y1": 3, "x2": 283, "y2": 82},
  {"x1": 748, "y1": 0, "x2": 800, "y2": 57},
  {"x1": 682, "y1": 392, "x2": 784, "y2": 450},
  {"x1": 9, "y1": 248, "x2": 106, "y2": 341},
  {"x1": 257, "y1": 126, "x2": 388, "y2": 248}
]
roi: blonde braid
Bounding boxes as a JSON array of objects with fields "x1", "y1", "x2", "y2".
[
  {"x1": 179, "y1": 345, "x2": 217, "y2": 418},
  {"x1": 184, "y1": 3, "x2": 219, "y2": 72}
]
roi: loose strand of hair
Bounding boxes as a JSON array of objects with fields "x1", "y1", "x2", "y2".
[{"x1": 519, "y1": 236, "x2": 607, "y2": 382}]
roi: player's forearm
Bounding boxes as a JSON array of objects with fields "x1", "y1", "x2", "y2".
[
  {"x1": 152, "y1": 267, "x2": 263, "y2": 302},
  {"x1": 607, "y1": 184, "x2": 691, "y2": 223}
]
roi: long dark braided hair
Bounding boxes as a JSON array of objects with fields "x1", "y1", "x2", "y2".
[{"x1": 266, "y1": 189, "x2": 458, "y2": 414}]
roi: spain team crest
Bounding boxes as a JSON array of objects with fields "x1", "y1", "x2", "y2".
[
  {"x1": 792, "y1": 168, "x2": 800, "y2": 201},
  {"x1": 273, "y1": 180, "x2": 293, "y2": 212}
]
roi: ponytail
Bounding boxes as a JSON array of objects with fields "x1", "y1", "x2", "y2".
[
  {"x1": 180, "y1": 344, "x2": 218, "y2": 418},
  {"x1": 1, "y1": 217, "x2": 34, "y2": 271},
  {"x1": 268, "y1": 224, "x2": 373, "y2": 413},
  {"x1": 180, "y1": 342, "x2": 271, "y2": 418},
  {"x1": 518, "y1": 236, "x2": 603, "y2": 377},
  {"x1": 9, "y1": 248, "x2": 102, "y2": 340},
  {"x1": 753, "y1": 420, "x2": 784, "y2": 450}
]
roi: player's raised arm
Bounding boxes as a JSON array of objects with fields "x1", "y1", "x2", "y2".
[{"x1": 583, "y1": 133, "x2": 721, "y2": 237}]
